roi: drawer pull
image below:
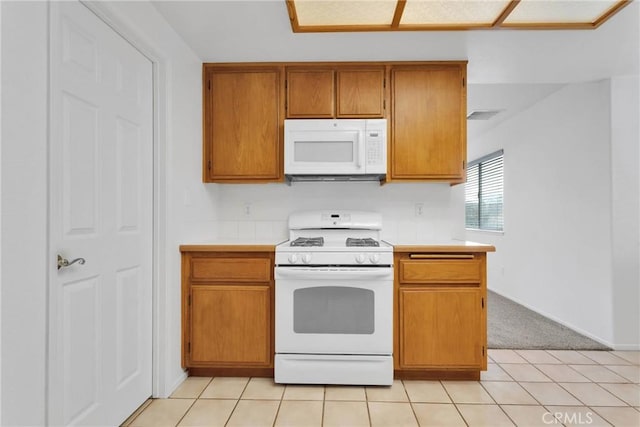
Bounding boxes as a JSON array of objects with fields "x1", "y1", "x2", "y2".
[{"x1": 409, "y1": 254, "x2": 474, "y2": 260}]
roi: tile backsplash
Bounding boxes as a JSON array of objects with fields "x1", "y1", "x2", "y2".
[{"x1": 213, "y1": 181, "x2": 465, "y2": 241}]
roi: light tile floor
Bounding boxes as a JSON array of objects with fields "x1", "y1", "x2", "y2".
[{"x1": 122, "y1": 350, "x2": 640, "y2": 427}]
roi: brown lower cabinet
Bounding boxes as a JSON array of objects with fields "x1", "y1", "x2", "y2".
[
  {"x1": 180, "y1": 247, "x2": 275, "y2": 377},
  {"x1": 181, "y1": 245, "x2": 491, "y2": 380},
  {"x1": 394, "y1": 252, "x2": 488, "y2": 380}
]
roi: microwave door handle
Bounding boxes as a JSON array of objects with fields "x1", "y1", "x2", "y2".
[{"x1": 355, "y1": 134, "x2": 361, "y2": 169}]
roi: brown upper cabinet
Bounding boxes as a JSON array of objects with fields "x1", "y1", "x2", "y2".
[
  {"x1": 286, "y1": 66, "x2": 386, "y2": 119},
  {"x1": 202, "y1": 61, "x2": 467, "y2": 184},
  {"x1": 202, "y1": 64, "x2": 284, "y2": 183},
  {"x1": 390, "y1": 63, "x2": 467, "y2": 182}
]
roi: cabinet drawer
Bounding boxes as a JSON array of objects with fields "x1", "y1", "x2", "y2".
[
  {"x1": 191, "y1": 257, "x2": 272, "y2": 282},
  {"x1": 400, "y1": 257, "x2": 481, "y2": 283}
]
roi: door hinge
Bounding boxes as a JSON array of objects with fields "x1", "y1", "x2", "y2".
[
  {"x1": 285, "y1": 79, "x2": 288, "y2": 89},
  {"x1": 208, "y1": 160, "x2": 212, "y2": 171},
  {"x1": 188, "y1": 342, "x2": 191, "y2": 353},
  {"x1": 462, "y1": 77, "x2": 465, "y2": 87},
  {"x1": 481, "y1": 297, "x2": 485, "y2": 308},
  {"x1": 482, "y1": 346, "x2": 485, "y2": 356},
  {"x1": 383, "y1": 77, "x2": 386, "y2": 88},
  {"x1": 383, "y1": 100, "x2": 386, "y2": 110}
]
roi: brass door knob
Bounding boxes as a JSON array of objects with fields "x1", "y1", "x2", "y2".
[{"x1": 57, "y1": 254, "x2": 86, "y2": 270}]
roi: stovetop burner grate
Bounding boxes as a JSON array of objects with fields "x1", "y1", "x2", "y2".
[
  {"x1": 290, "y1": 237, "x2": 325, "y2": 247},
  {"x1": 346, "y1": 238, "x2": 380, "y2": 247}
]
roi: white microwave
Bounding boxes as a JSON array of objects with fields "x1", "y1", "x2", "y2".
[{"x1": 284, "y1": 119, "x2": 387, "y2": 181}]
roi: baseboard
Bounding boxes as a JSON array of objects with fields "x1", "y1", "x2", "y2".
[
  {"x1": 488, "y1": 288, "x2": 616, "y2": 349},
  {"x1": 165, "y1": 370, "x2": 188, "y2": 398},
  {"x1": 610, "y1": 343, "x2": 640, "y2": 351}
]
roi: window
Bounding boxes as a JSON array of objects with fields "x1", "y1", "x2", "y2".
[{"x1": 465, "y1": 150, "x2": 504, "y2": 231}]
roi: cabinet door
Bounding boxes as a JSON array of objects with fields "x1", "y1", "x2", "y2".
[
  {"x1": 286, "y1": 69, "x2": 334, "y2": 118},
  {"x1": 203, "y1": 67, "x2": 282, "y2": 182},
  {"x1": 391, "y1": 65, "x2": 466, "y2": 181},
  {"x1": 336, "y1": 68, "x2": 385, "y2": 118},
  {"x1": 189, "y1": 285, "x2": 271, "y2": 366},
  {"x1": 399, "y1": 287, "x2": 483, "y2": 368}
]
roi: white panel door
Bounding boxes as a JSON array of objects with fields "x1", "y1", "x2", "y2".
[{"x1": 48, "y1": 1, "x2": 153, "y2": 425}]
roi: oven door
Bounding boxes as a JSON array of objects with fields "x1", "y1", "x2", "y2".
[{"x1": 275, "y1": 267, "x2": 393, "y2": 355}]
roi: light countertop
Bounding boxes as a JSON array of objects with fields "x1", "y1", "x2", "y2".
[
  {"x1": 180, "y1": 238, "x2": 286, "y2": 253},
  {"x1": 387, "y1": 239, "x2": 496, "y2": 253},
  {"x1": 180, "y1": 239, "x2": 495, "y2": 253}
]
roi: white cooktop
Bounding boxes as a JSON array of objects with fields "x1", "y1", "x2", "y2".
[{"x1": 276, "y1": 210, "x2": 392, "y2": 265}]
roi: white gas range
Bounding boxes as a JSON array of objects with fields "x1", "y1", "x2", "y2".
[{"x1": 274, "y1": 210, "x2": 393, "y2": 386}]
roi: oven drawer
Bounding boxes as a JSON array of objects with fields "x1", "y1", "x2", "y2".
[
  {"x1": 191, "y1": 257, "x2": 272, "y2": 282},
  {"x1": 399, "y1": 256, "x2": 481, "y2": 283}
]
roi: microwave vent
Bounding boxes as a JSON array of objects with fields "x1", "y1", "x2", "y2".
[{"x1": 285, "y1": 174, "x2": 385, "y2": 185}]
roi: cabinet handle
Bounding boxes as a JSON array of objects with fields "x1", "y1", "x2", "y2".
[{"x1": 409, "y1": 254, "x2": 474, "y2": 259}]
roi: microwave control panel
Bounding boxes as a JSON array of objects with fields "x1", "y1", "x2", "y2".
[{"x1": 364, "y1": 120, "x2": 387, "y2": 173}]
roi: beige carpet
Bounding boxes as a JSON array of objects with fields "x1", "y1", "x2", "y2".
[{"x1": 487, "y1": 290, "x2": 610, "y2": 350}]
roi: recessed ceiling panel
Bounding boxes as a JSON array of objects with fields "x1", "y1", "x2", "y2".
[
  {"x1": 294, "y1": 0, "x2": 397, "y2": 26},
  {"x1": 400, "y1": 0, "x2": 512, "y2": 25},
  {"x1": 287, "y1": 0, "x2": 631, "y2": 31},
  {"x1": 503, "y1": 0, "x2": 622, "y2": 24}
]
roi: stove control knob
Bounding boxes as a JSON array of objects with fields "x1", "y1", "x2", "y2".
[
  {"x1": 301, "y1": 253, "x2": 312, "y2": 264},
  {"x1": 369, "y1": 254, "x2": 380, "y2": 264},
  {"x1": 355, "y1": 253, "x2": 366, "y2": 264},
  {"x1": 288, "y1": 253, "x2": 298, "y2": 264}
]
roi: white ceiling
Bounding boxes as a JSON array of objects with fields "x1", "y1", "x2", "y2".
[{"x1": 151, "y1": 0, "x2": 639, "y2": 137}]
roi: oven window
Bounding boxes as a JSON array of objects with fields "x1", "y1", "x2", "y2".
[
  {"x1": 294, "y1": 141, "x2": 354, "y2": 163},
  {"x1": 293, "y1": 286, "x2": 374, "y2": 334}
]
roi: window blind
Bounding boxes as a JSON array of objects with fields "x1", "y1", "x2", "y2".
[{"x1": 465, "y1": 150, "x2": 503, "y2": 231}]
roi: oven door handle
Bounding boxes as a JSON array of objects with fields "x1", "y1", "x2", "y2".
[{"x1": 275, "y1": 267, "x2": 393, "y2": 280}]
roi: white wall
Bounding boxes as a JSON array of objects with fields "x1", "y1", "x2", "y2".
[
  {"x1": 0, "y1": 1, "x2": 205, "y2": 424},
  {"x1": 610, "y1": 75, "x2": 640, "y2": 349},
  {"x1": 1, "y1": 2, "x2": 49, "y2": 425},
  {"x1": 0, "y1": 0, "x2": 4, "y2": 422},
  {"x1": 467, "y1": 78, "x2": 639, "y2": 349}
]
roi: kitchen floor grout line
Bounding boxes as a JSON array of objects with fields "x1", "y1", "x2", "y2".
[
  {"x1": 486, "y1": 358, "x2": 636, "y2": 409},
  {"x1": 492, "y1": 363, "x2": 640, "y2": 384},
  {"x1": 172, "y1": 397, "x2": 199, "y2": 427},
  {"x1": 223, "y1": 378, "x2": 252, "y2": 427},
  {"x1": 270, "y1": 392, "x2": 284, "y2": 427},
  {"x1": 132, "y1": 353, "x2": 640, "y2": 427},
  {"x1": 478, "y1": 376, "x2": 540, "y2": 407}
]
